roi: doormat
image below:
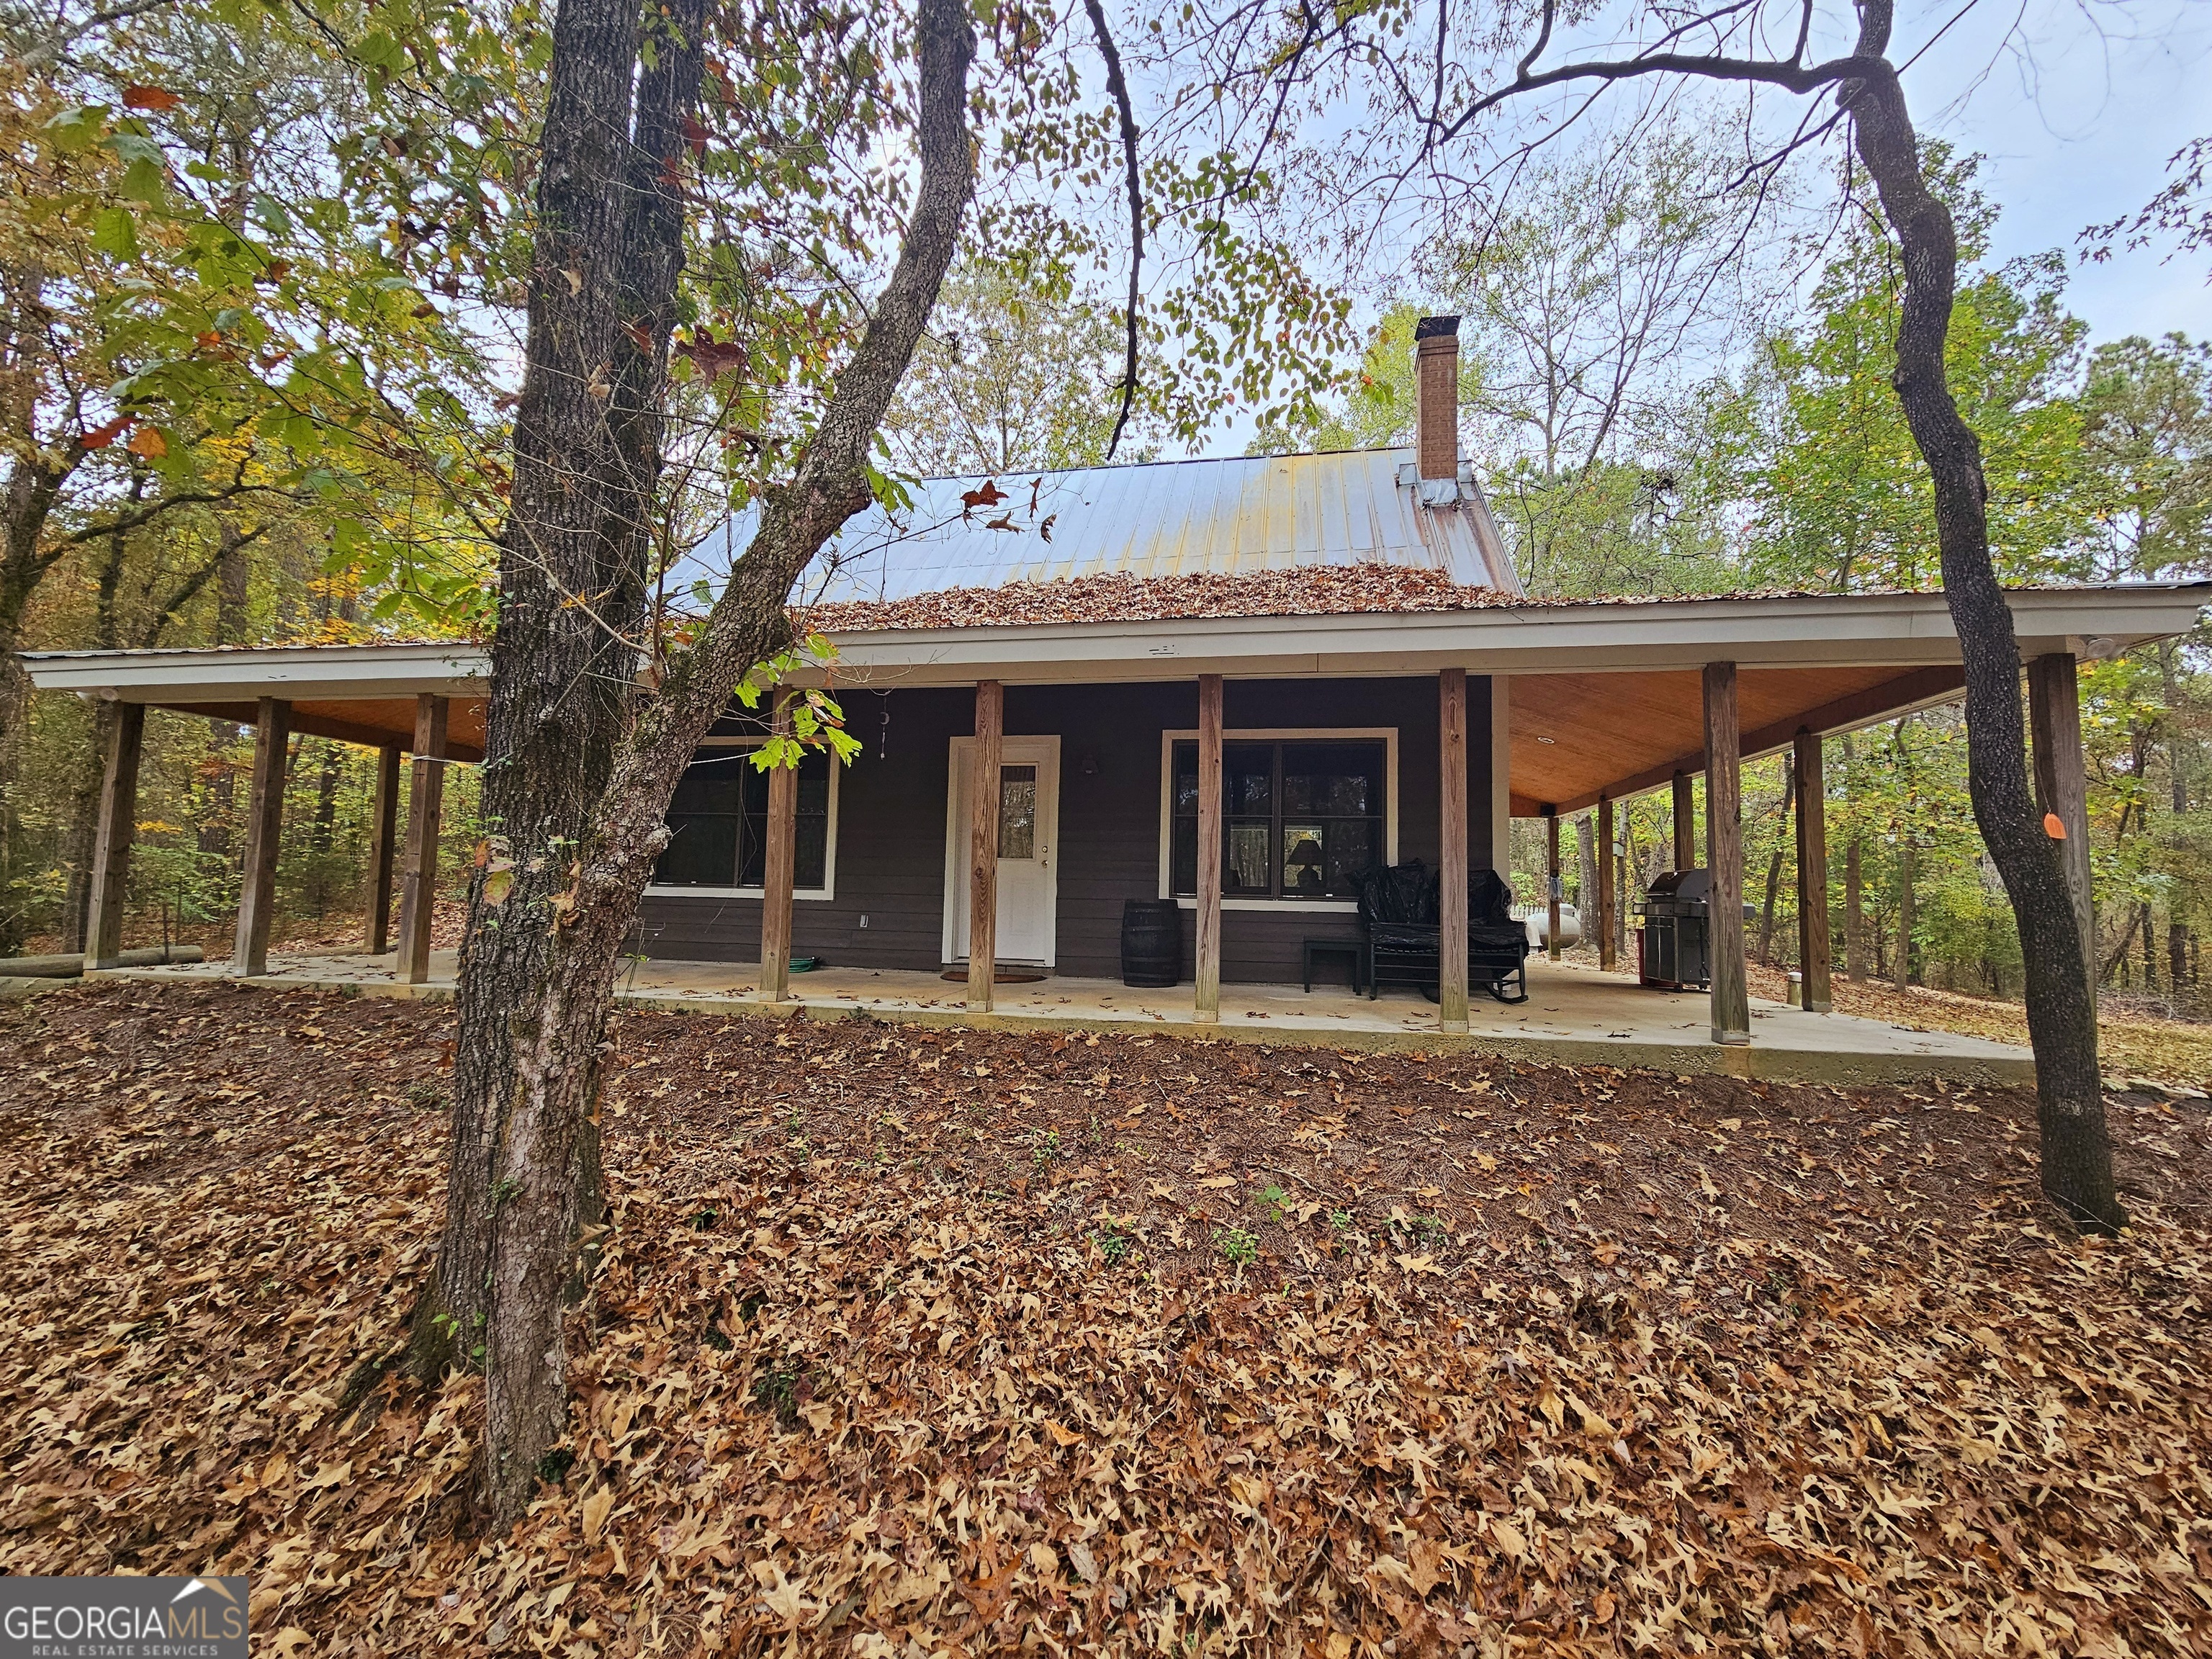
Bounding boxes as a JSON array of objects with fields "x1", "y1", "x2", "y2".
[{"x1": 941, "y1": 968, "x2": 1048, "y2": 984}]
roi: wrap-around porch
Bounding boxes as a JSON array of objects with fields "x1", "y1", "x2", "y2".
[{"x1": 27, "y1": 580, "x2": 2204, "y2": 1078}]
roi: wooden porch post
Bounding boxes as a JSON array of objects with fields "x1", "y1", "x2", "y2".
[
  {"x1": 1543, "y1": 806, "x2": 1561, "y2": 962},
  {"x1": 84, "y1": 701, "x2": 147, "y2": 971},
  {"x1": 2028, "y1": 653, "x2": 2097, "y2": 994},
  {"x1": 1793, "y1": 729, "x2": 1833, "y2": 1012},
  {"x1": 1703, "y1": 663, "x2": 1749, "y2": 1044},
  {"x1": 233, "y1": 696, "x2": 292, "y2": 977},
  {"x1": 365, "y1": 743, "x2": 401, "y2": 955},
  {"x1": 1596, "y1": 796, "x2": 1617, "y2": 972},
  {"x1": 1672, "y1": 770, "x2": 1696, "y2": 873},
  {"x1": 1438, "y1": 667, "x2": 1469, "y2": 1033},
  {"x1": 395, "y1": 693, "x2": 449, "y2": 986},
  {"x1": 966, "y1": 680, "x2": 1003, "y2": 1011},
  {"x1": 1194, "y1": 673, "x2": 1224, "y2": 1023},
  {"x1": 760, "y1": 693, "x2": 799, "y2": 1002}
]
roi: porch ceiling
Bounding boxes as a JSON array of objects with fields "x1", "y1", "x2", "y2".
[
  {"x1": 1508, "y1": 664, "x2": 1966, "y2": 816},
  {"x1": 154, "y1": 696, "x2": 489, "y2": 761}
]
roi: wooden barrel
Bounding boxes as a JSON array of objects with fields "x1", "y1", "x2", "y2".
[{"x1": 1120, "y1": 899, "x2": 1183, "y2": 986}]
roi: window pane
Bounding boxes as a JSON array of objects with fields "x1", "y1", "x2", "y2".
[
  {"x1": 655, "y1": 814, "x2": 739, "y2": 886},
  {"x1": 1320, "y1": 819, "x2": 1377, "y2": 895},
  {"x1": 1171, "y1": 813, "x2": 1196, "y2": 896},
  {"x1": 1282, "y1": 824, "x2": 1326, "y2": 896},
  {"x1": 1172, "y1": 740, "x2": 1198, "y2": 815},
  {"x1": 999, "y1": 765, "x2": 1037, "y2": 859},
  {"x1": 1225, "y1": 820, "x2": 1269, "y2": 893},
  {"x1": 657, "y1": 752, "x2": 745, "y2": 885},
  {"x1": 1282, "y1": 742, "x2": 1384, "y2": 815},
  {"x1": 1225, "y1": 742, "x2": 1274, "y2": 815}
]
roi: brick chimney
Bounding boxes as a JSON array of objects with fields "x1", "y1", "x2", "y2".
[{"x1": 1413, "y1": 315, "x2": 1461, "y2": 482}]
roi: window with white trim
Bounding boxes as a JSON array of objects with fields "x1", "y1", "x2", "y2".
[
  {"x1": 1163, "y1": 731, "x2": 1395, "y2": 904},
  {"x1": 651, "y1": 742, "x2": 835, "y2": 896}
]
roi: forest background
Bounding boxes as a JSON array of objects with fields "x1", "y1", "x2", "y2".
[{"x1": 3, "y1": 0, "x2": 2208, "y2": 1022}]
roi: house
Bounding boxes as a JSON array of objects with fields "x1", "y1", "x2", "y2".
[{"x1": 23, "y1": 320, "x2": 2208, "y2": 1048}]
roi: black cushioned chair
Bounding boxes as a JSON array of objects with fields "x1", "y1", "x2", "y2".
[{"x1": 1357, "y1": 862, "x2": 1530, "y2": 1006}]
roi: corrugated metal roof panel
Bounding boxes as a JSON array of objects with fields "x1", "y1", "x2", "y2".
[{"x1": 685, "y1": 446, "x2": 1520, "y2": 608}]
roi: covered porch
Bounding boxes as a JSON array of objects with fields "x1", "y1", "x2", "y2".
[{"x1": 23, "y1": 578, "x2": 2205, "y2": 1066}]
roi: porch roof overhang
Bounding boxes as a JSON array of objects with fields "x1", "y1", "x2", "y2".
[
  {"x1": 18, "y1": 581, "x2": 2205, "y2": 811},
  {"x1": 17, "y1": 642, "x2": 491, "y2": 761}
]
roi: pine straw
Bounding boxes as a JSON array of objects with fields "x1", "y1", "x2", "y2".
[{"x1": 3, "y1": 982, "x2": 2208, "y2": 1657}]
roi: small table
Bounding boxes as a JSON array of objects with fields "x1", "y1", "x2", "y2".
[{"x1": 1303, "y1": 938, "x2": 1365, "y2": 994}]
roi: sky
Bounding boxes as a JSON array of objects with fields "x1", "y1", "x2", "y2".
[
  {"x1": 1179, "y1": 0, "x2": 2210, "y2": 457},
  {"x1": 1909, "y1": 0, "x2": 2211, "y2": 343}
]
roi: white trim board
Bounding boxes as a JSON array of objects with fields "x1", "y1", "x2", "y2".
[
  {"x1": 642, "y1": 737, "x2": 842, "y2": 902},
  {"x1": 1156, "y1": 727, "x2": 1399, "y2": 909}
]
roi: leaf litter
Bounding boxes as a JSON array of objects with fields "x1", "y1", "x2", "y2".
[{"x1": 1, "y1": 981, "x2": 2207, "y2": 1656}]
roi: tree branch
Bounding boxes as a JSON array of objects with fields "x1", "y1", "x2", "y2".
[{"x1": 1084, "y1": 0, "x2": 1144, "y2": 460}]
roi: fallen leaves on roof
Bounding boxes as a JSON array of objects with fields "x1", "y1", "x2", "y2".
[
  {"x1": 3, "y1": 982, "x2": 2207, "y2": 1656},
  {"x1": 800, "y1": 564, "x2": 1524, "y2": 632}
]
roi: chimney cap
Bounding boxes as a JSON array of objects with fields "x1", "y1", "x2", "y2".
[{"x1": 1413, "y1": 315, "x2": 1461, "y2": 341}]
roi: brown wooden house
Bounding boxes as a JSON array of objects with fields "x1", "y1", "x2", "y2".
[{"x1": 23, "y1": 321, "x2": 2208, "y2": 1044}]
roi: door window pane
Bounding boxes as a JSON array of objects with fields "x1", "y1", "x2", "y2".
[{"x1": 999, "y1": 765, "x2": 1037, "y2": 859}]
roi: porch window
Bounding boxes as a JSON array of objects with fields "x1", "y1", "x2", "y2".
[
  {"x1": 1169, "y1": 739, "x2": 1385, "y2": 900},
  {"x1": 654, "y1": 745, "x2": 832, "y2": 891}
]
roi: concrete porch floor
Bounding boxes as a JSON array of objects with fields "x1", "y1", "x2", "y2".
[{"x1": 93, "y1": 948, "x2": 2035, "y2": 1085}]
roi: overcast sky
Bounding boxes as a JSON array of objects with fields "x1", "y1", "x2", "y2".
[{"x1": 1912, "y1": 0, "x2": 2211, "y2": 343}]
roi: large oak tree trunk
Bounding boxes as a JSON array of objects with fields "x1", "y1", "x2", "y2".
[
  {"x1": 429, "y1": 0, "x2": 978, "y2": 1523},
  {"x1": 1844, "y1": 30, "x2": 2121, "y2": 1230}
]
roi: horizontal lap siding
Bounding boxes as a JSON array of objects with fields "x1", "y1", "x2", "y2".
[{"x1": 635, "y1": 675, "x2": 1498, "y2": 986}]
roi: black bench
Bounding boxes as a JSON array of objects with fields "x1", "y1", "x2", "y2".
[{"x1": 1356, "y1": 862, "x2": 1530, "y2": 1006}]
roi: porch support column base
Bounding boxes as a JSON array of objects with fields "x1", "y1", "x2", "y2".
[
  {"x1": 1704, "y1": 663, "x2": 1750, "y2": 1045},
  {"x1": 1194, "y1": 673, "x2": 1224, "y2": 1023},
  {"x1": 1438, "y1": 667, "x2": 1470, "y2": 1033}
]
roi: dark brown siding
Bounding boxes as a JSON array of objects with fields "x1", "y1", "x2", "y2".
[{"x1": 635, "y1": 675, "x2": 1498, "y2": 985}]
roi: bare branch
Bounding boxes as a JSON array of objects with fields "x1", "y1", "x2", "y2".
[{"x1": 1083, "y1": 0, "x2": 1144, "y2": 462}]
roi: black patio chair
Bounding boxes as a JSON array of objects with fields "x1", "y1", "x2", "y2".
[{"x1": 1357, "y1": 862, "x2": 1530, "y2": 1007}]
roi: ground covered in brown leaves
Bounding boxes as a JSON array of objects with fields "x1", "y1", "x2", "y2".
[{"x1": 2, "y1": 981, "x2": 2208, "y2": 1657}]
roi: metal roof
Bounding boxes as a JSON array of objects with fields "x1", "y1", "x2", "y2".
[{"x1": 677, "y1": 447, "x2": 1519, "y2": 606}]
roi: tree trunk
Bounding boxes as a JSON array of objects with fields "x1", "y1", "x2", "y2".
[
  {"x1": 1844, "y1": 839, "x2": 1865, "y2": 980},
  {"x1": 418, "y1": 0, "x2": 700, "y2": 1388},
  {"x1": 429, "y1": 0, "x2": 978, "y2": 1527},
  {"x1": 1892, "y1": 840, "x2": 1915, "y2": 992},
  {"x1": 1757, "y1": 766, "x2": 1794, "y2": 966},
  {"x1": 1574, "y1": 813, "x2": 1596, "y2": 945},
  {"x1": 1846, "y1": 39, "x2": 2121, "y2": 1229}
]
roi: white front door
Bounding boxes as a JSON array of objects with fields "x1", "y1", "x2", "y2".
[{"x1": 946, "y1": 737, "x2": 1060, "y2": 966}]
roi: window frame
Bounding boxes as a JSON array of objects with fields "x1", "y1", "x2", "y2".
[
  {"x1": 642, "y1": 737, "x2": 841, "y2": 901},
  {"x1": 1156, "y1": 727, "x2": 1398, "y2": 914}
]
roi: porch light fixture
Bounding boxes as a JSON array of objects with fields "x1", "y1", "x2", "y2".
[{"x1": 1534, "y1": 734, "x2": 1556, "y2": 745}]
